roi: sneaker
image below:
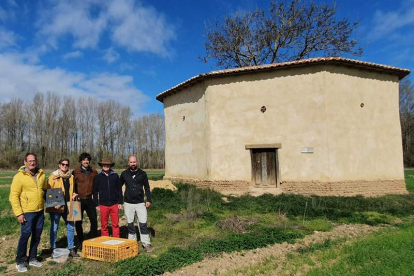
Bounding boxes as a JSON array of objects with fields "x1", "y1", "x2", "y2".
[
  {"x1": 28, "y1": 260, "x2": 42, "y2": 267},
  {"x1": 69, "y1": 249, "x2": 80, "y2": 257},
  {"x1": 144, "y1": 244, "x2": 154, "y2": 253},
  {"x1": 128, "y1": 233, "x2": 137, "y2": 240},
  {"x1": 16, "y1": 263, "x2": 27, "y2": 273}
]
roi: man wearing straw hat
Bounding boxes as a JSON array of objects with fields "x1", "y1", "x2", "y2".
[{"x1": 93, "y1": 157, "x2": 123, "y2": 237}]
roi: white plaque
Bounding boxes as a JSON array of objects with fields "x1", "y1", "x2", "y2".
[{"x1": 301, "y1": 147, "x2": 314, "y2": 153}]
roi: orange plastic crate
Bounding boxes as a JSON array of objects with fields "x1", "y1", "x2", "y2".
[{"x1": 82, "y1": 236, "x2": 138, "y2": 262}]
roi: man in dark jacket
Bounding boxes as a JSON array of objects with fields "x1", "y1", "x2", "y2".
[
  {"x1": 94, "y1": 157, "x2": 123, "y2": 237},
  {"x1": 73, "y1": 152, "x2": 98, "y2": 244},
  {"x1": 120, "y1": 155, "x2": 153, "y2": 252}
]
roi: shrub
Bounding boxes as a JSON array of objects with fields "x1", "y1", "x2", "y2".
[
  {"x1": 345, "y1": 211, "x2": 397, "y2": 226},
  {"x1": 194, "y1": 226, "x2": 303, "y2": 255}
]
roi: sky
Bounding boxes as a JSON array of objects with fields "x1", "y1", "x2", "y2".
[{"x1": 0, "y1": 0, "x2": 413, "y2": 117}]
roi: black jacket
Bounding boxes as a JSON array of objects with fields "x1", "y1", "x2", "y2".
[
  {"x1": 93, "y1": 171, "x2": 123, "y2": 206},
  {"x1": 120, "y1": 168, "x2": 151, "y2": 204}
]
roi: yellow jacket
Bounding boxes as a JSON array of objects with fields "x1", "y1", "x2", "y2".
[
  {"x1": 9, "y1": 166, "x2": 47, "y2": 217},
  {"x1": 46, "y1": 170, "x2": 76, "y2": 213}
]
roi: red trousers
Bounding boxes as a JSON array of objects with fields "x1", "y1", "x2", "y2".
[{"x1": 100, "y1": 204, "x2": 119, "y2": 237}]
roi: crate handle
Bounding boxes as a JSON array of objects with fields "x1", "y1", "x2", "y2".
[{"x1": 126, "y1": 246, "x2": 130, "y2": 249}]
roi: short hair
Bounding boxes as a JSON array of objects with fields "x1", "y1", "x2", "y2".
[
  {"x1": 78, "y1": 152, "x2": 92, "y2": 162},
  {"x1": 24, "y1": 153, "x2": 37, "y2": 162},
  {"x1": 58, "y1": 158, "x2": 70, "y2": 165}
]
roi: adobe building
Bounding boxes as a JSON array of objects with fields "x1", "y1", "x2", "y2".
[{"x1": 156, "y1": 57, "x2": 411, "y2": 197}]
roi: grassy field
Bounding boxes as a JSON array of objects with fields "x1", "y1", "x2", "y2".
[{"x1": 0, "y1": 170, "x2": 414, "y2": 275}]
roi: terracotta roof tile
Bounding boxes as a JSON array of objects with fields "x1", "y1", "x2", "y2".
[{"x1": 156, "y1": 57, "x2": 411, "y2": 102}]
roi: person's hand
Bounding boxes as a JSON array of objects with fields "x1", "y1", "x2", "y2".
[
  {"x1": 72, "y1": 193, "x2": 78, "y2": 201},
  {"x1": 96, "y1": 206, "x2": 100, "y2": 212},
  {"x1": 118, "y1": 204, "x2": 123, "y2": 210},
  {"x1": 145, "y1": 202, "x2": 151, "y2": 208},
  {"x1": 54, "y1": 205, "x2": 61, "y2": 209},
  {"x1": 17, "y1": 214, "x2": 26, "y2": 224}
]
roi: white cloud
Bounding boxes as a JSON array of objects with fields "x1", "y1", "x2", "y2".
[
  {"x1": 103, "y1": 47, "x2": 120, "y2": 63},
  {"x1": 369, "y1": 3, "x2": 414, "y2": 41},
  {"x1": 0, "y1": 27, "x2": 18, "y2": 49},
  {"x1": 107, "y1": 0, "x2": 175, "y2": 55},
  {"x1": 0, "y1": 53, "x2": 149, "y2": 115},
  {"x1": 119, "y1": 63, "x2": 134, "y2": 71},
  {"x1": 37, "y1": 0, "x2": 107, "y2": 49},
  {"x1": 37, "y1": 0, "x2": 175, "y2": 56},
  {"x1": 62, "y1": 50, "x2": 83, "y2": 60}
]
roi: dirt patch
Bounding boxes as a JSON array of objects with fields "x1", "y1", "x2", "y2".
[
  {"x1": 163, "y1": 224, "x2": 381, "y2": 276},
  {"x1": 149, "y1": 180, "x2": 177, "y2": 191}
]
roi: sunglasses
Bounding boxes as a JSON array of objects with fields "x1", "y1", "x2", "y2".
[{"x1": 60, "y1": 163, "x2": 69, "y2": 167}]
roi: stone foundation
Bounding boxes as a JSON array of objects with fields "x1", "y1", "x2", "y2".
[
  {"x1": 280, "y1": 179, "x2": 408, "y2": 197},
  {"x1": 164, "y1": 177, "x2": 250, "y2": 192},
  {"x1": 164, "y1": 176, "x2": 408, "y2": 197}
]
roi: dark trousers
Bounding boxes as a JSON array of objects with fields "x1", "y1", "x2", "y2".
[
  {"x1": 75, "y1": 198, "x2": 98, "y2": 242},
  {"x1": 16, "y1": 211, "x2": 44, "y2": 264}
]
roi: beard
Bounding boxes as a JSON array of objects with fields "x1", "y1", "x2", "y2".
[{"x1": 129, "y1": 165, "x2": 137, "y2": 170}]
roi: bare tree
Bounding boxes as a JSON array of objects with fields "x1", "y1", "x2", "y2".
[
  {"x1": 202, "y1": 0, "x2": 362, "y2": 69},
  {"x1": 77, "y1": 97, "x2": 97, "y2": 154},
  {"x1": 31, "y1": 93, "x2": 45, "y2": 154},
  {"x1": 59, "y1": 97, "x2": 77, "y2": 155},
  {"x1": 42, "y1": 92, "x2": 61, "y2": 166},
  {"x1": 0, "y1": 99, "x2": 26, "y2": 165},
  {"x1": 400, "y1": 78, "x2": 414, "y2": 166}
]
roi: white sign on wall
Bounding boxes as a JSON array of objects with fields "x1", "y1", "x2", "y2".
[{"x1": 301, "y1": 147, "x2": 314, "y2": 153}]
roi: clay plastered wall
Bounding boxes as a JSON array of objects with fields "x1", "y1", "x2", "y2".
[
  {"x1": 205, "y1": 65, "x2": 404, "y2": 183},
  {"x1": 206, "y1": 65, "x2": 330, "y2": 181},
  {"x1": 323, "y1": 66, "x2": 404, "y2": 181},
  {"x1": 163, "y1": 83, "x2": 209, "y2": 179}
]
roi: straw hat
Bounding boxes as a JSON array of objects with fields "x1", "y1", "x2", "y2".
[{"x1": 98, "y1": 157, "x2": 115, "y2": 167}]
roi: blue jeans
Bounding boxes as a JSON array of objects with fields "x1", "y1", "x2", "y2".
[
  {"x1": 16, "y1": 211, "x2": 44, "y2": 264},
  {"x1": 49, "y1": 210, "x2": 75, "y2": 250}
]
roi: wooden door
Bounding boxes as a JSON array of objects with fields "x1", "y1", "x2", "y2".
[{"x1": 251, "y1": 148, "x2": 277, "y2": 187}]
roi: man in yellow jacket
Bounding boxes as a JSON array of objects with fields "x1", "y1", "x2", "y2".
[{"x1": 9, "y1": 153, "x2": 47, "y2": 273}]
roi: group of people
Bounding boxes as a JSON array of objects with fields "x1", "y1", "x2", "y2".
[{"x1": 9, "y1": 152, "x2": 153, "y2": 273}]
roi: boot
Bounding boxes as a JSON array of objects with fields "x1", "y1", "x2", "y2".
[{"x1": 69, "y1": 248, "x2": 80, "y2": 257}]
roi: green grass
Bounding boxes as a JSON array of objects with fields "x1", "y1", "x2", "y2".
[
  {"x1": 306, "y1": 222, "x2": 414, "y2": 276},
  {"x1": 0, "y1": 170, "x2": 413, "y2": 275},
  {"x1": 404, "y1": 169, "x2": 414, "y2": 193},
  {"x1": 226, "y1": 222, "x2": 414, "y2": 276},
  {"x1": 0, "y1": 178, "x2": 12, "y2": 186},
  {"x1": 0, "y1": 187, "x2": 11, "y2": 212},
  {"x1": 110, "y1": 227, "x2": 303, "y2": 276}
]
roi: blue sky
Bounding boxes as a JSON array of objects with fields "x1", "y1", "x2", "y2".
[{"x1": 0, "y1": 0, "x2": 413, "y2": 116}]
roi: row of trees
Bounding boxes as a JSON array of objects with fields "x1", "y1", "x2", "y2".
[{"x1": 0, "y1": 92, "x2": 165, "y2": 169}]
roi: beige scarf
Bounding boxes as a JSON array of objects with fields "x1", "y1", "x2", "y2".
[{"x1": 58, "y1": 169, "x2": 72, "y2": 179}]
